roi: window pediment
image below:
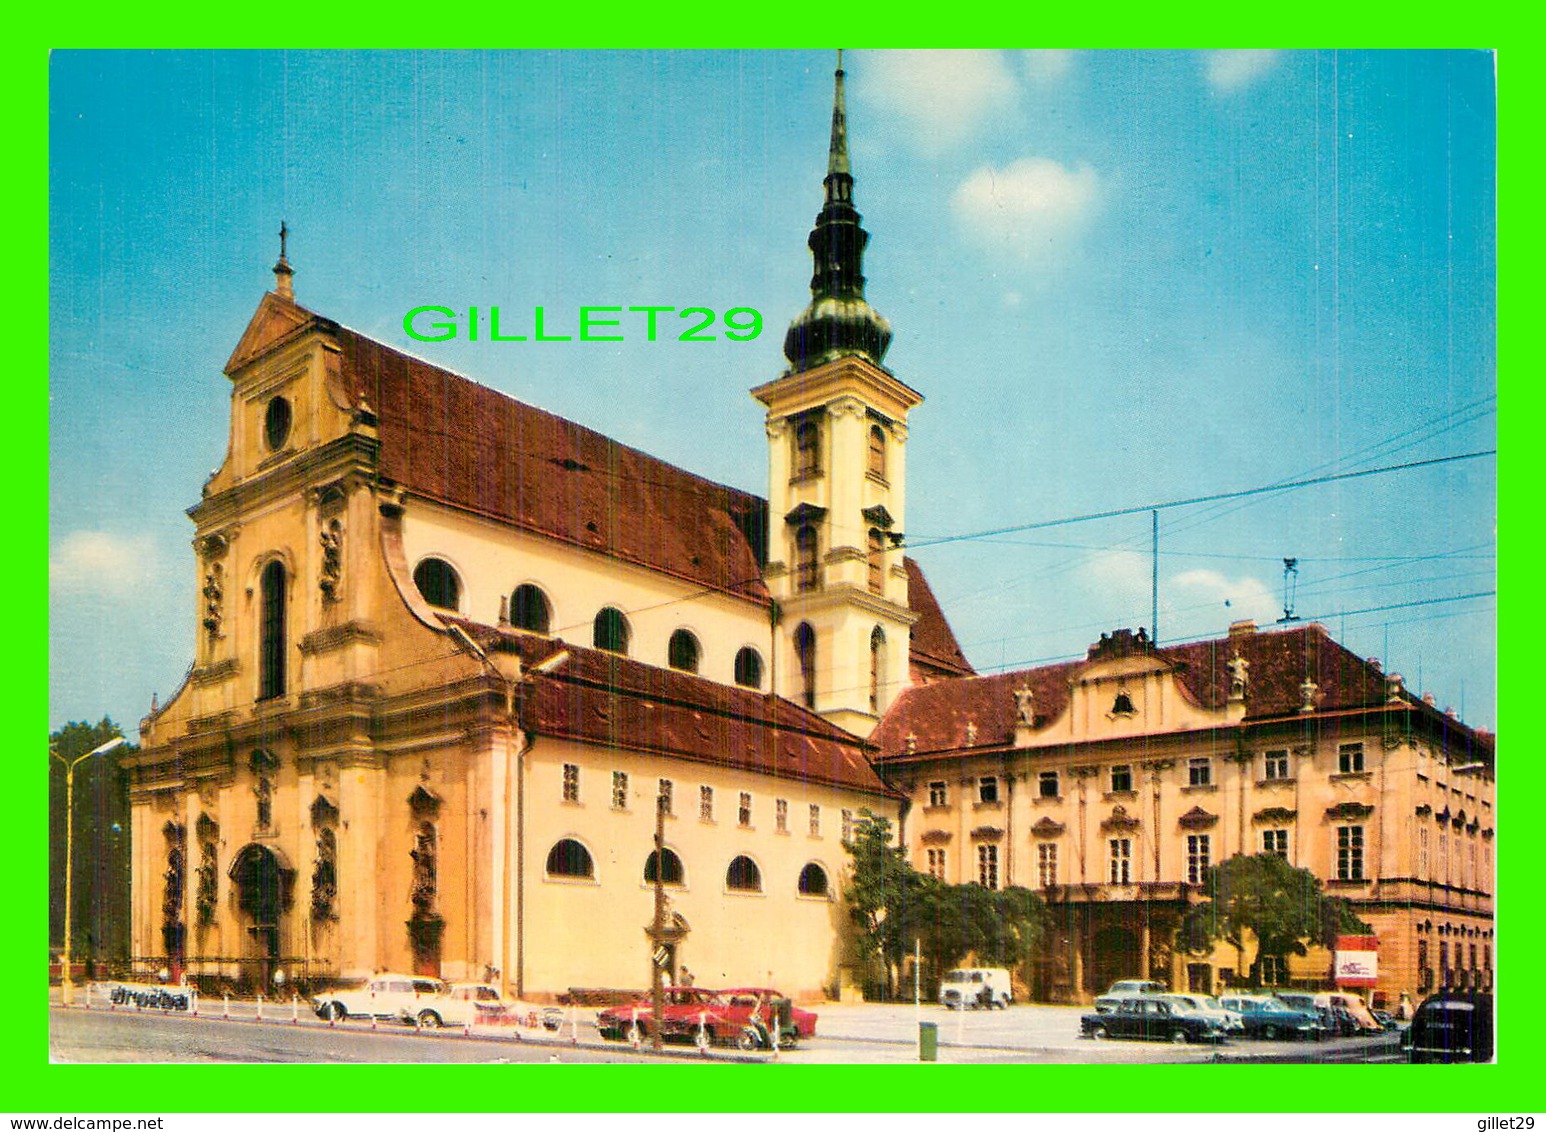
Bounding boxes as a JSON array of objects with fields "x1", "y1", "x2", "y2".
[
  {"x1": 784, "y1": 502, "x2": 828, "y2": 525},
  {"x1": 1031, "y1": 817, "x2": 1065, "y2": 838},
  {"x1": 1100, "y1": 805, "x2": 1140, "y2": 832},
  {"x1": 861, "y1": 504, "x2": 895, "y2": 530},
  {"x1": 1325, "y1": 801, "x2": 1373, "y2": 821},
  {"x1": 920, "y1": 829, "x2": 952, "y2": 845},
  {"x1": 970, "y1": 825, "x2": 1004, "y2": 840},
  {"x1": 1252, "y1": 806, "x2": 1298, "y2": 824},
  {"x1": 1177, "y1": 806, "x2": 1218, "y2": 830}
]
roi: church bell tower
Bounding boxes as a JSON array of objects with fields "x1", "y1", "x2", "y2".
[{"x1": 752, "y1": 54, "x2": 921, "y2": 735}]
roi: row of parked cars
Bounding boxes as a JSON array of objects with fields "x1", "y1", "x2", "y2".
[
  {"x1": 595, "y1": 986, "x2": 817, "y2": 1051},
  {"x1": 310, "y1": 974, "x2": 562, "y2": 1031},
  {"x1": 1082, "y1": 980, "x2": 1396, "y2": 1044}
]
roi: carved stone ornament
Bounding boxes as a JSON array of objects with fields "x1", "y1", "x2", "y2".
[
  {"x1": 970, "y1": 825, "x2": 1004, "y2": 840},
  {"x1": 409, "y1": 784, "x2": 442, "y2": 816},
  {"x1": 1227, "y1": 654, "x2": 1250, "y2": 701},
  {"x1": 1325, "y1": 801, "x2": 1374, "y2": 821},
  {"x1": 1253, "y1": 806, "x2": 1298, "y2": 824},
  {"x1": 202, "y1": 562, "x2": 225, "y2": 636},
  {"x1": 1101, "y1": 805, "x2": 1140, "y2": 832},
  {"x1": 1031, "y1": 816, "x2": 1065, "y2": 838},
  {"x1": 920, "y1": 829, "x2": 952, "y2": 845},
  {"x1": 1177, "y1": 805, "x2": 1219, "y2": 830},
  {"x1": 1013, "y1": 685, "x2": 1036, "y2": 727},
  {"x1": 319, "y1": 518, "x2": 343, "y2": 600},
  {"x1": 1299, "y1": 679, "x2": 1319, "y2": 713},
  {"x1": 964, "y1": 720, "x2": 978, "y2": 746}
]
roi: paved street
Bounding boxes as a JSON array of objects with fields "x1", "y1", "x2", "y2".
[{"x1": 50, "y1": 989, "x2": 1404, "y2": 1065}]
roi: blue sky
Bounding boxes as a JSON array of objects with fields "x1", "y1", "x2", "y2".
[{"x1": 49, "y1": 49, "x2": 1496, "y2": 734}]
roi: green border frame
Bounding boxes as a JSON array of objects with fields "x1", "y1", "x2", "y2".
[{"x1": 24, "y1": 20, "x2": 1526, "y2": 1115}]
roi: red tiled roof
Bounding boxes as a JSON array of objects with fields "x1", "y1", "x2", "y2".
[
  {"x1": 334, "y1": 327, "x2": 771, "y2": 605},
  {"x1": 904, "y1": 558, "x2": 975, "y2": 678},
  {"x1": 451, "y1": 620, "x2": 895, "y2": 797},
  {"x1": 872, "y1": 623, "x2": 1491, "y2": 761}
]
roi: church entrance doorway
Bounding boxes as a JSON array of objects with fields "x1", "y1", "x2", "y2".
[{"x1": 230, "y1": 843, "x2": 293, "y2": 992}]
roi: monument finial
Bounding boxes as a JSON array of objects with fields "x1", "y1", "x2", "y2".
[{"x1": 272, "y1": 220, "x2": 295, "y2": 300}]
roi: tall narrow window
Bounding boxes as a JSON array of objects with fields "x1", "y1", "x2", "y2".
[
  {"x1": 809, "y1": 804, "x2": 821, "y2": 837},
  {"x1": 413, "y1": 558, "x2": 460, "y2": 611},
  {"x1": 1263, "y1": 749, "x2": 1290, "y2": 780},
  {"x1": 1338, "y1": 743, "x2": 1366, "y2": 774},
  {"x1": 775, "y1": 799, "x2": 788, "y2": 833},
  {"x1": 510, "y1": 584, "x2": 551, "y2": 634},
  {"x1": 1337, "y1": 825, "x2": 1365, "y2": 881},
  {"x1": 867, "y1": 528, "x2": 885, "y2": 594},
  {"x1": 867, "y1": 423, "x2": 886, "y2": 480},
  {"x1": 668, "y1": 629, "x2": 701, "y2": 673},
  {"x1": 869, "y1": 626, "x2": 885, "y2": 712},
  {"x1": 657, "y1": 779, "x2": 673, "y2": 817},
  {"x1": 926, "y1": 848, "x2": 946, "y2": 880},
  {"x1": 593, "y1": 607, "x2": 631, "y2": 654},
  {"x1": 612, "y1": 771, "x2": 629, "y2": 811},
  {"x1": 977, "y1": 844, "x2": 1000, "y2": 890},
  {"x1": 259, "y1": 559, "x2": 287, "y2": 700},
  {"x1": 1188, "y1": 757, "x2": 1212, "y2": 787},
  {"x1": 1417, "y1": 825, "x2": 1430, "y2": 877},
  {"x1": 928, "y1": 781, "x2": 948, "y2": 807},
  {"x1": 1186, "y1": 834, "x2": 1211, "y2": 884},
  {"x1": 1109, "y1": 838, "x2": 1132, "y2": 884},
  {"x1": 841, "y1": 809, "x2": 854, "y2": 844},
  {"x1": 699, "y1": 785, "x2": 714, "y2": 823},
  {"x1": 734, "y1": 647, "x2": 764, "y2": 689},
  {"x1": 794, "y1": 622, "x2": 817, "y2": 708},
  {"x1": 795, "y1": 526, "x2": 819, "y2": 592},
  {"x1": 1037, "y1": 842, "x2": 1058, "y2": 888},
  {"x1": 794, "y1": 419, "x2": 820, "y2": 478},
  {"x1": 1110, "y1": 765, "x2": 1132, "y2": 793},
  {"x1": 562, "y1": 764, "x2": 580, "y2": 804},
  {"x1": 739, "y1": 792, "x2": 752, "y2": 828}
]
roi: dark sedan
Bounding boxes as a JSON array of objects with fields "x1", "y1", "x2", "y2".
[
  {"x1": 1081, "y1": 996, "x2": 1226, "y2": 1044},
  {"x1": 1402, "y1": 991, "x2": 1493, "y2": 1062},
  {"x1": 1218, "y1": 994, "x2": 1325, "y2": 1040}
]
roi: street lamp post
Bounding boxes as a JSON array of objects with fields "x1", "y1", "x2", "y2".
[{"x1": 51, "y1": 735, "x2": 126, "y2": 1005}]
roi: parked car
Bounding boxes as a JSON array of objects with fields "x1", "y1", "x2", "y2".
[
  {"x1": 938, "y1": 968, "x2": 1013, "y2": 1010},
  {"x1": 1313, "y1": 991, "x2": 1383, "y2": 1033},
  {"x1": 398, "y1": 982, "x2": 525, "y2": 1029},
  {"x1": 596, "y1": 986, "x2": 793, "y2": 1050},
  {"x1": 1401, "y1": 991, "x2": 1494, "y2": 1063},
  {"x1": 717, "y1": 987, "x2": 817, "y2": 1040},
  {"x1": 1269, "y1": 991, "x2": 1348, "y2": 1036},
  {"x1": 1081, "y1": 996, "x2": 1226, "y2": 1044},
  {"x1": 1217, "y1": 994, "x2": 1326, "y2": 1040},
  {"x1": 1094, "y1": 979, "x2": 1166, "y2": 1013},
  {"x1": 1370, "y1": 1009, "x2": 1401, "y2": 1031},
  {"x1": 312, "y1": 973, "x2": 445, "y2": 1022},
  {"x1": 1158, "y1": 993, "x2": 1244, "y2": 1034}
]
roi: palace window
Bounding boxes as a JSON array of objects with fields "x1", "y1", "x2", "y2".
[
  {"x1": 700, "y1": 785, "x2": 714, "y2": 823},
  {"x1": 795, "y1": 526, "x2": 819, "y2": 592},
  {"x1": 1037, "y1": 842, "x2": 1058, "y2": 888},
  {"x1": 593, "y1": 607, "x2": 631, "y2": 655},
  {"x1": 739, "y1": 792, "x2": 752, "y2": 828},
  {"x1": 1262, "y1": 829, "x2": 1289, "y2": 858},
  {"x1": 1418, "y1": 940, "x2": 1431, "y2": 991},
  {"x1": 1038, "y1": 770, "x2": 1059, "y2": 799},
  {"x1": 668, "y1": 629, "x2": 701, "y2": 674},
  {"x1": 1188, "y1": 757, "x2": 1212, "y2": 788},
  {"x1": 1186, "y1": 834, "x2": 1212, "y2": 884},
  {"x1": 798, "y1": 863, "x2": 830, "y2": 897},
  {"x1": 867, "y1": 423, "x2": 886, "y2": 480},
  {"x1": 868, "y1": 529, "x2": 885, "y2": 594},
  {"x1": 775, "y1": 799, "x2": 788, "y2": 833},
  {"x1": 562, "y1": 764, "x2": 580, "y2": 804},
  {"x1": 413, "y1": 557, "x2": 460, "y2": 611},
  {"x1": 657, "y1": 779, "x2": 673, "y2": 816},
  {"x1": 644, "y1": 847, "x2": 683, "y2": 886},
  {"x1": 612, "y1": 771, "x2": 628, "y2": 811},
  {"x1": 869, "y1": 626, "x2": 885, "y2": 712},
  {"x1": 546, "y1": 839, "x2": 594, "y2": 879},
  {"x1": 977, "y1": 844, "x2": 1000, "y2": 890},
  {"x1": 1417, "y1": 825, "x2": 1429, "y2": 877},
  {"x1": 809, "y1": 804, "x2": 821, "y2": 837},
  {"x1": 1338, "y1": 742, "x2": 1365, "y2": 774},
  {"x1": 726, "y1": 855, "x2": 762, "y2": 893},
  {"x1": 1110, "y1": 765, "x2": 1132, "y2": 794},
  {"x1": 258, "y1": 559, "x2": 287, "y2": 701},
  {"x1": 793, "y1": 418, "x2": 821, "y2": 479},
  {"x1": 1263, "y1": 749, "x2": 1290, "y2": 780},
  {"x1": 1109, "y1": 838, "x2": 1132, "y2": 884},
  {"x1": 926, "y1": 848, "x2": 946, "y2": 880},
  {"x1": 734, "y1": 647, "x2": 764, "y2": 689},
  {"x1": 510, "y1": 584, "x2": 551, "y2": 634},
  {"x1": 841, "y1": 809, "x2": 854, "y2": 844},
  {"x1": 795, "y1": 622, "x2": 817, "y2": 708},
  {"x1": 1258, "y1": 955, "x2": 1286, "y2": 986},
  {"x1": 978, "y1": 776, "x2": 1000, "y2": 804},
  {"x1": 1336, "y1": 825, "x2": 1365, "y2": 881},
  {"x1": 928, "y1": 781, "x2": 948, "y2": 808}
]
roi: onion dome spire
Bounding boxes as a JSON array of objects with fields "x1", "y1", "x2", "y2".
[
  {"x1": 783, "y1": 52, "x2": 893, "y2": 374},
  {"x1": 272, "y1": 220, "x2": 295, "y2": 300}
]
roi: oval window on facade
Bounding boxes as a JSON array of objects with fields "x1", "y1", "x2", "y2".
[
  {"x1": 265, "y1": 396, "x2": 293, "y2": 451},
  {"x1": 413, "y1": 558, "x2": 461, "y2": 611}
]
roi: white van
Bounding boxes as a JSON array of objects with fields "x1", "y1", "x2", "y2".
[{"x1": 938, "y1": 967, "x2": 1013, "y2": 1010}]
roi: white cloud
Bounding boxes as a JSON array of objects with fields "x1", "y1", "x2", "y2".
[
  {"x1": 1022, "y1": 50, "x2": 1074, "y2": 85},
  {"x1": 1204, "y1": 50, "x2": 1280, "y2": 93},
  {"x1": 1170, "y1": 568, "x2": 1278, "y2": 626},
  {"x1": 50, "y1": 531, "x2": 160, "y2": 596},
  {"x1": 951, "y1": 157, "x2": 1102, "y2": 263},
  {"x1": 855, "y1": 50, "x2": 1018, "y2": 152}
]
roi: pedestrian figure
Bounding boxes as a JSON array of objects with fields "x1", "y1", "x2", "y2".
[{"x1": 679, "y1": 966, "x2": 694, "y2": 987}]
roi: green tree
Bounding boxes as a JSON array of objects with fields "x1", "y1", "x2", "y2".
[
  {"x1": 49, "y1": 718, "x2": 135, "y2": 971},
  {"x1": 843, "y1": 810, "x2": 928, "y2": 996},
  {"x1": 1178, "y1": 852, "x2": 1373, "y2": 985}
]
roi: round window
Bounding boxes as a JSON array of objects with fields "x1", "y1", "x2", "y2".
[{"x1": 265, "y1": 396, "x2": 293, "y2": 451}]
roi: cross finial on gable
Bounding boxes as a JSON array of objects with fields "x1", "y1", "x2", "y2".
[{"x1": 273, "y1": 220, "x2": 295, "y2": 300}]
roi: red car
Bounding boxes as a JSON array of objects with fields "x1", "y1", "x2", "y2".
[
  {"x1": 596, "y1": 986, "x2": 800, "y2": 1050},
  {"x1": 717, "y1": 987, "x2": 817, "y2": 1041}
]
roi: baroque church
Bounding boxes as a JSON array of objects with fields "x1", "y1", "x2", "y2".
[{"x1": 125, "y1": 62, "x2": 1493, "y2": 1007}]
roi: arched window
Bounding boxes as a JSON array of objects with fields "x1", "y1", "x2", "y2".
[
  {"x1": 726, "y1": 855, "x2": 762, "y2": 893},
  {"x1": 734, "y1": 647, "x2": 764, "y2": 689},
  {"x1": 867, "y1": 423, "x2": 886, "y2": 479},
  {"x1": 259, "y1": 559, "x2": 287, "y2": 700},
  {"x1": 668, "y1": 629, "x2": 701, "y2": 673},
  {"x1": 795, "y1": 525, "x2": 819, "y2": 592},
  {"x1": 265, "y1": 396, "x2": 293, "y2": 451},
  {"x1": 644, "y1": 847, "x2": 684, "y2": 886},
  {"x1": 868, "y1": 528, "x2": 885, "y2": 594},
  {"x1": 794, "y1": 623, "x2": 816, "y2": 709},
  {"x1": 413, "y1": 558, "x2": 461, "y2": 611},
  {"x1": 593, "y1": 607, "x2": 631, "y2": 654},
  {"x1": 794, "y1": 419, "x2": 820, "y2": 478},
  {"x1": 798, "y1": 862, "x2": 830, "y2": 897},
  {"x1": 510, "y1": 584, "x2": 551, "y2": 634},
  {"x1": 546, "y1": 839, "x2": 595, "y2": 879},
  {"x1": 870, "y1": 625, "x2": 886, "y2": 713}
]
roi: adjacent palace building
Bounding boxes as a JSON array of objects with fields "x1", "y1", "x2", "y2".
[{"x1": 124, "y1": 62, "x2": 1493, "y2": 1007}]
